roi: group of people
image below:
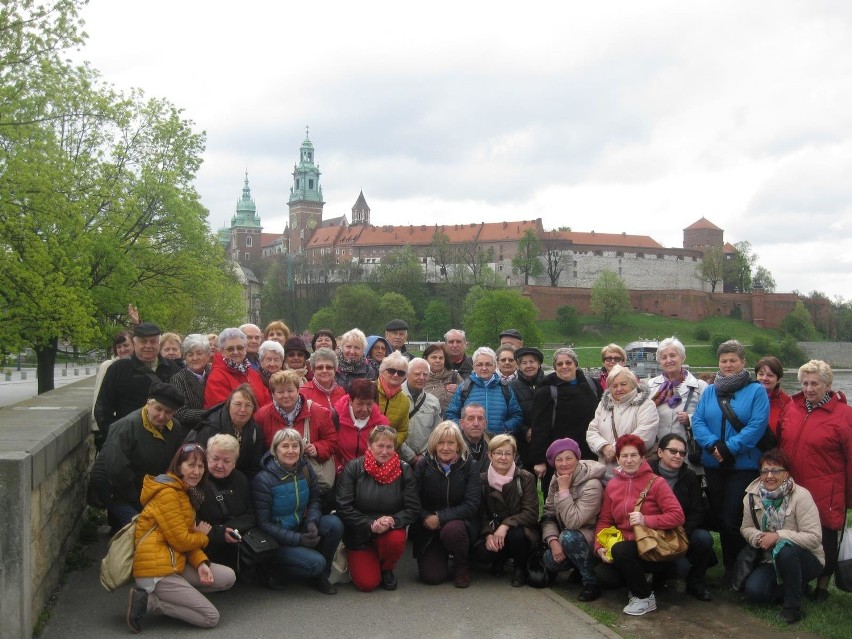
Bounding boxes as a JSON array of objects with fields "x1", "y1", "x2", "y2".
[{"x1": 88, "y1": 317, "x2": 851, "y2": 631}]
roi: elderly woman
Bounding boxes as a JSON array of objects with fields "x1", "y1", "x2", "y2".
[
  {"x1": 92, "y1": 331, "x2": 134, "y2": 434},
  {"x1": 650, "y1": 434, "x2": 715, "y2": 601},
  {"x1": 195, "y1": 434, "x2": 256, "y2": 574},
  {"x1": 255, "y1": 370, "x2": 338, "y2": 495},
  {"x1": 283, "y1": 336, "x2": 311, "y2": 379},
  {"x1": 692, "y1": 339, "x2": 769, "y2": 578},
  {"x1": 311, "y1": 329, "x2": 336, "y2": 352},
  {"x1": 475, "y1": 434, "x2": 539, "y2": 587},
  {"x1": 446, "y1": 346, "x2": 523, "y2": 437},
  {"x1": 365, "y1": 335, "x2": 391, "y2": 376},
  {"x1": 411, "y1": 422, "x2": 482, "y2": 587},
  {"x1": 333, "y1": 379, "x2": 390, "y2": 472},
  {"x1": 510, "y1": 346, "x2": 546, "y2": 470},
  {"x1": 740, "y1": 449, "x2": 824, "y2": 624},
  {"x1": 646, "y1": 337, "x2": 707, "y2": 467},
  {"x1": 301, "y1": 348, "x2": 346, "y2": 412},
  {"x1": 257, "y1": 340, "x2": 285, "y2": 385},
  {"x1": 251, "y1": 428, "x2": 344, "y2": 594},
  {"x1": 755, "y1": 356, "x2": 791, "y2": 436},
  {"x1": 530, "y1": 348, "x2": 600, "y2": 485},
  {"x1": 126, "y1": 443, "x2": 236, "y2": 632},
  {"x1": 587, "y1": 365, "x2": 659, "y2": 470},
  {"x1": 335, "y1": 328, "x2": 377, "y2": 391},
  {"x1": 778, "y1": 360, "x2": 852, "y2": 601},
  {"x1": 423, "y1": 343, "x2": 462, "y2": 416},
  {"x1": 541, "y1": 438, "x2": 606, "y2": 601},
  {"x1": 159, "y1": 332, "x2": 183, "y2": 363},
  {"x1": 336, "y1": 426, "x2": 420, "y2": 592},
  {"x1": 204, "y1": 328, "x2": 271, "y2": 409},
  {"x1": 376, "y1": 351, "x2": 411, "y2": 447},
  {"x1": 263, "y1": 320, "x2": 290, "y2": 346},
  {"x1": 197, "y1": 384, "x2": 265, "y2": 480},
  {"x1": 594, "y1": 434, "x2": 685, "y2": 616},
  {"x1": 596, "y1": 343, "x2": 627, "y2": 393},
  {"x1": 495, "y1": 344, "x2": 517, "y2": 384},
  {"x1": 169, "y1": 334, "x2": 212, "y2": 433}
]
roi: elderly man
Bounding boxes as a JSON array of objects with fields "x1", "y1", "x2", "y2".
[
  {"x1": 445, "y1": 328, "x2": 473, "y2": 379},
  {"x1": 94, "y1": 322, "x2": 182, "y2": 445},
  {"x1": 88, "y1": 382, "x2": 185, "y2": 531},
  {"x1": 399, "y1": 358, "x2": 442, "y2": 466},
  {"x1": 459, "y1": 403, "x2": 491, "y2": 472},
  {"x1": 499, "y1": 329, "x2": 523, "y2": 350},
  {"x1": 385, "y1": 319, "x2": 413, "y2": 361},
  {"x1": 240, "y1": 323, "x2": 263, "y2": 371}
]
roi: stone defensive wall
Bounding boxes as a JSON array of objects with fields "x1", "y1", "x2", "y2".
[
  {"x1": 524, "y1": 286, "x2": 831, "y2": 331},
  {"x1": 0, "y1": 379, "x2": 93, "y2": 638}
]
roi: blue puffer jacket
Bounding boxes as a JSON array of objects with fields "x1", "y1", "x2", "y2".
[
  {"x1": 252, "y1": 452, "x2": 321, "y2": 546},
  {"x1": 691, "y1": 381, "x2": 769, "y2": 470},
  {"x1": 445, "y1": 373, "x2": 524, "y2": 436}
]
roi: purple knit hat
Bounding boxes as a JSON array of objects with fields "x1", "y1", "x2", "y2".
[{"x1": 546, "y1": 437, "x2": 582, "y2": 467}]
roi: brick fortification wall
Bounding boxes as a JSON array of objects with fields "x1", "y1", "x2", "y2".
[{"x1": 525, "y1": 286, "x2": 829, "y2": 331}]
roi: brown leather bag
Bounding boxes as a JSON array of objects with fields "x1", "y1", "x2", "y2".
[{"x1": 632, "y1": 476, "x2": 689, "y2": 562}]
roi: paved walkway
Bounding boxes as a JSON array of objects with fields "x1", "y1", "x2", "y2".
[
  {"x1": 41, "y1": 536, "x2": 618, "y2": 639},
  {"x1": 0, "y1": 366, "x2": 96, "y2": 408}
]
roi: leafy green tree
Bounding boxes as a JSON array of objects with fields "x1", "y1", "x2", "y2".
[
  {"x1": 463, "y1": 290, "x2": 542, "y2": 348},
  {"x1": 511, "y1": 229, "x2": 543, "y2": 285},
  {"x1": 781, "y1": 300, "x2": 818, "y2": 340},
  {"x1": 590, "y1": 270, "x2": 630, "y2": 328},
  {"x1": 378, "y1": 292, "x2": 416, "y2": 333},
  {"x1": 370, "y1": 245, "x2": 428, "y2": 314},
  {"x1": 696, "y1": 246, "x2": 725, "y2": 293},
  {"x1": 307, "y1": 284, "x2": 383, "y2": 336},
  {"x1": 723, "y1": 241, "x2": 757, "y2": 293},
  {"x1": 421, "y1": 299, "x2": 452, "y2": 341},
  {"x1": 555, "y1": 306, "x2": 579, "y2": 337},
  {"x1": 778, "y1": 334, "x2": 807, "y2": 367},
  {"x1": 752, "y1": 266, "x2": 776, "y2": 293}
]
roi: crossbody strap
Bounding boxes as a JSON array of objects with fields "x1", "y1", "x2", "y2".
[
  {"x1": 409, "y1": 392, "x2": 426, "y2": 418},
  {"x1": 634, "y1": 476, "x2": 656, "y2": 512}
]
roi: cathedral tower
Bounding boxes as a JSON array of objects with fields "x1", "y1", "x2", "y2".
[{"x1": 287, "y1": 128, "x2": 324, "y2": 254}]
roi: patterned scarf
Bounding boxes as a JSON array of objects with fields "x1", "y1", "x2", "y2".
[
  {"x1": 313, "y1": 377, "x2": 338, "y2": 397},
  {"x1": 713, "y1": 368, "x2": 751, "y2": 396},
  {"x1": 187, "y1": 485, "x2": 205, "y2": 511},
  {"x1": 337, "y1": 350, "x2": 370, "y2": 376},
  {"x1": 224, "y1": 356, "x2": 251, "y2": 375},
  {"x1": 363, "y1": 448, "x2": 402, "y2": 484},
  {"x1": 653, "y1": 369, "x2": 685, "y2": 407},
  {"x1": 758, "y1": 477, "x2": 793, "y2": 532},
  {"x1": 275, "y1": 396, "x2": 302, "y2": 427},
  {"x1": 805, "y1": 392, "x2": 832, "y2": 413}
]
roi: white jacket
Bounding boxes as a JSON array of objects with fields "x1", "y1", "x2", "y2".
[{"x1": 586, "y1": 384, "x2": 659, "y2": 466}]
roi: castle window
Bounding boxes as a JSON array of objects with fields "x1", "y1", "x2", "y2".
[
  {"x1": 594, "y1": 250, "x2": 603, "y2": 257},
  {"x1": 296, "y1": 179, "x2": 300, "y2": 189},
  {"x1": 245, "y1": 236, "x2": 252, "y2": 248},
  {"x1": 244, "y1": 253, "x2": 250, "y2": 261},
  {"x1": 309, "y1": 179, "x2": 314, "y2": 189},
  {"x1": 616, "y1": 251, "x2": 623, "y2": 257},
  {"x1": 637, "y1": 253, "x2": 644, "y2": 259}
]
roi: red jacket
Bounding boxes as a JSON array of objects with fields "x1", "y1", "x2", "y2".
[
  {"x1": 594, "y1": 460, "x2": 685, "y2": 552},
  {"x1": 300, "y1": 380, "x2": 346, "y2": 413},
  {"x1": 767, "y1": 387, "x2": 792, "y2": 434},
  {"x1": 204, "y1": 354, "x2": 271, "y2": 409},
  {"x1": 254, "y1": 395, "x2": 338, "y2": 461},
  {"x1": 779, "y1": 391, "x2": 852, "y2": 530},
  {"x1": 332, "y1": 394, "x2": 389, "y2": 473}
]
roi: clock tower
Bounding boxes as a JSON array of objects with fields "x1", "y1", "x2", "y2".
[{"x1": 287, "y1": 128, "x2": 324, "y2": 254}]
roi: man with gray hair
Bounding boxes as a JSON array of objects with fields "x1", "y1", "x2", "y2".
[
  {"x1": 459, "y1": 403, "x2": 490, "y2": 472},
  {"x1": 399, "y1": 358, "x2": 442, "y2": 466},
  {"x1": 239, "y1": 323, "x2": 263, "y2": 371},
  {"x1": 445, "y1": 328, "x2": 473, "y2": 379}
]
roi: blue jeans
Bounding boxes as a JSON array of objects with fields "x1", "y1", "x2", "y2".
[
  {"x1": 107, "y1": 501, "x2": 140, "y2": 530},
  {"x1": 674, "y1": 528, "x2": 715, "y2": 587},
  {"x1": 543, "y1": 529, "x2": 597, "y2": 586},
  {"x1": 743, "y1": 544, "x2": 823, "y2": 610},
  {"x1": 272, "y1": 515, "x2": 343, "y2": 580}
]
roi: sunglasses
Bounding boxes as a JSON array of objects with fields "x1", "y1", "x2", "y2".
[
  {"x1": 182, "y1": 443, "x2": 204, "y2": 453},
  {"x1": 662, "y1": 447, "x2": 687, "y2": 457},
  {"x1": 603, "y1": 356, "x2": 623, "y2": 363},
  {"x1": 385, "y1": 368, "x2": 407, "y2": 377}
]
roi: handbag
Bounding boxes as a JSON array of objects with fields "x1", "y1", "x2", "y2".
[
  {"x1": 99, "y1": 515, "x2": 157, "y2": 592},
  {"x1": 835, "y1": 523, "x2": 852, "y2": 592},
  {"x1": 238, "y1": 527, "x2": 279, "y2": 569},
  {"x1": 731, "y1": 494, "x2": 763, "y2": 591},
  {"x1": 304, "y1": 400, "x2": 336, "y2": 494},
  {"x1": 526, "y1": 543, "x2": 556, "y2": 588},
  {"x1": 328, "y1": 541, "x2": 351, "y2": 585},
  {"x1": 632, "y1": 477, "x2": 689, "y2": 562}
]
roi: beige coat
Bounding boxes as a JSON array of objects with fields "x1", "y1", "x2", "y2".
[
  {"x1": 586, "y1": 385, "x2": 659, "y2": 466},
  {"x1": 541, "y1": 460, "x2": 607, "y2": 546}
]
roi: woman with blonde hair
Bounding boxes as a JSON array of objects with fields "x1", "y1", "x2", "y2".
[
  {"x1": 335, "y1": 328, "x2": 377, "y2": 392},
  {"x1": 263, "y1": 320, "x2": 291, "y2": 346},
  {"x1": 597, "y1": 343, "x2": 627, "y2": 393}
]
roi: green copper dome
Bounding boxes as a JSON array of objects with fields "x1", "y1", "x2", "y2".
[{"x1": 232, "y1": 172, "x2": 261, "y2": 228}]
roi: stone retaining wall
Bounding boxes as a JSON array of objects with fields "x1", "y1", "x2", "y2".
[
  {"x1": 0, "y1": 379, "x2": 93, "y2": 639},
  {"x1": 799, "y1": 342, "x2": 852, "y2": 368}
]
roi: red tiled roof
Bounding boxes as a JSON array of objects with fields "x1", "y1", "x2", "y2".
[
  {"x1": 684, "y1": 217, "x2": 722, "y2": 231},
  {"x1": 260, "y1": 232, "x2": 284, "y2": 247},
  {"x1": 476, "y1": 219, "x2": 543, "y2": 241},
  {"x1": 551, "y1": 230, "x2": 662, "y2": 248}
]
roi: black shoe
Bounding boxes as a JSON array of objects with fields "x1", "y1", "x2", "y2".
[
  {"x1": 314, "y1": 577, "x2": 337, "y2": 595},
  {"x1": 126, "y1": 587, "x2": 148, "y2": 634},
  {"x1": 381, "y1": 570, "x2": 398, "y2": 591},
  {"x1": 780, "y1": 606, "x2": 803, "y2": 624},
  {"x1": 578, "y1": 584, "x2": 602, "y2": 602},
  {"x1": 263, "y1": 573, "x2": 287, "y2": 591},
  {"x1": 686, "y1": 585, "x2": 712, "y2": 602},
  {"x1": 511, "y1": 567, "x2": 526, "y2": 588},
  {"x1": 811, "y1": 587, "x2": 829, "y2": 602}
]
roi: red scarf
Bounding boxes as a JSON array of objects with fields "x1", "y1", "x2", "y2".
[
  {"x1": 363, "y1": 448, "x2": 402, "y2": 485},
  {"x1": 379, "y1": 376, "x2": 403, "y2": 399}
]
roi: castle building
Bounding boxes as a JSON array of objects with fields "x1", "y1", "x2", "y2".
[{"x1": 286, "y1": 130, "x2": 325, "y2": 255}]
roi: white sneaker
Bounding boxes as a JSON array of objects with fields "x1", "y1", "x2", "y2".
[{"x1": 623, "y1": 593, "x2": 657, "y2": 616}]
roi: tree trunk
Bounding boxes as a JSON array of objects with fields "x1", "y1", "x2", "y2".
[{"x1": 36, "y1": 338, "x2": 58, "y2": 394}]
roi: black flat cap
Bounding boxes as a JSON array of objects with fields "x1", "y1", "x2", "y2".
[
  {"x1": 385, "y1": 319, "x2": 409, "y2": 331},
  {"x1": 147, "y1": 381, "x2": 184, "y2": 409},
  {"x1": 514, "y1": 347, "x2": 544, "y2": 364},
  {"x1": 499, "y1": 328, "x2": 523, "y2": 340},
  {"x1": 134, "y1": 322, "x2": 162, "y2": 337}
]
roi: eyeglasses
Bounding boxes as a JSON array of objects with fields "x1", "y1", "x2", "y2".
[
  {"x1": 491, "y1": 451, "x2": 514, "y2": 457},
  {"x1": 182, "y1": 443, "x2": 204, "y2": 453},
  {"x1": 760, "y1": 467, "x2": 788, "y2": 476},
  {"x1": 603, "y1": 356, "x2": 623, "y2": 363},
  {"x1": 231, "y1": 401, "x2": 253, "y2": 410},
  {"x1": 663, "y1": 447, "x2": 687, "y2": 457},
  {"x1": 223, "y1": 345, "x2": 246, "y2": 353},
  {"x1": 385, "y1": 368, "x2": 406, "y2": 377},
  {"x1": 313, "y1": 364, "x2": 335, "y2": 371}
]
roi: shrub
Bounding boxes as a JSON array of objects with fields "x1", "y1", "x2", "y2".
[
  {"x1": 750, "y1": 335, "x2": 772, "y2": 356},
  {"x1": 694, "y1": 326, "x2": 710, "y2": 341},
  {"x1": 556, "y1": 306, "x2": 579, "y2": 337},
  {"x1": 778, "y1": 335, "x2": 807, "y2": 367},
  {"x1": 710, "y1": 333, "x2": 731, "y2": 352}
]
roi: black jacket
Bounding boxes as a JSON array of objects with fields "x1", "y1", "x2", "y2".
[
  {"x1": 411, "y1": 454, "x2": 482, "y2": 556},
  {"x1": 196, "y1": 469, "x2": 256, "y2": 568},
  {"x1": 335, "y1": 456, "x2": 420, "y2": 550},
  {"x1": 94, "y1": 355, "x2": 182, "y2": 440},
  {"x1": 529, "y1": 372, "x2": 599, "y2": 464},
  {"x1": 169, "y1": 366, "x2": 210, "y2": 433},
  {"x1": 479, "y1": 467, "x2": 541, "y2": 544},
  {"x1": 196, "y1": 403, "x2": 264, "y2": 480},
  {"x1": 649, "y1": 459, "x2": 705, "y2": 536}
]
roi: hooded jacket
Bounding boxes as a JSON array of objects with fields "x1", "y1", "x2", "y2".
[
  {"x1": 376, "y1": 377, "x2": 410, "y2": 446},
  {"x1": 594, "y1": 460, "x2": 685, "y2": 552},
  {"x1": 252, "y1": 453, "x2": 320, "y2": 547},
  {"x1": 778, "y1": 390, "x2": 852, "y2": 530},
  {"x1": 586, "y1": 384, "x2": 659, "y2": 466},
  {"x1": 423, "y1": 366, "x2": 463, "y2": 417},
  {"x1": 133, "y1": 473, "x2": 209, "y2": 578},
  {"x1": 541, "y1": 459, "x2": 607, "y2": 546},
  {"x1": 333, "y1": 395, "x2": 390, "y2": 473},
  {"x1": 445, "y1": 373, "x2": 523, "y2": 436},
  {"x1": 204, "y1": 353, "x2": 271, "y2": 409}
]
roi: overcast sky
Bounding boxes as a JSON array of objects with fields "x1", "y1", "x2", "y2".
[{"x1": 74, "y1": 0, "x2": 851, "y2": 299}]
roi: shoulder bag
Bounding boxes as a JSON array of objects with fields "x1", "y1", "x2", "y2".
[
  {"x1": 731, "y1": 493, "x2": 763, "y2": 591},
  {"x1": 717, "y1": 385, "x2": 777, "y2": 452},
  {"x1": 304, "y1": 400, "x2": 336, "y2": 494},
  {"x1": 100, "y1": 515, "x2": 157, "y2": 592},
  {"x1": 632, "y1": 476, "x2": 689, "y2": 562}
]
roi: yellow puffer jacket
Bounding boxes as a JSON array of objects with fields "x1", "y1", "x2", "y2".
[
  {"x1": 132, "y1": 473, "x2": 209, "y2": 578},
  {"x1": 377, "y1": 382, "x2": 410, "y2": 447}
]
